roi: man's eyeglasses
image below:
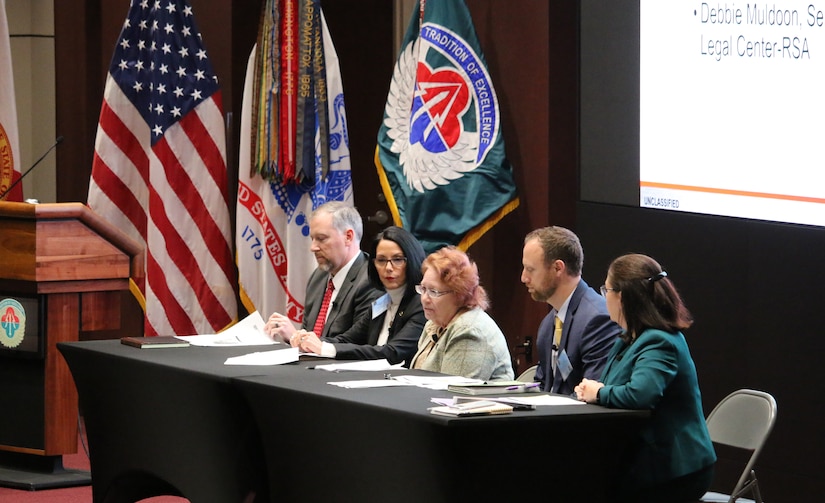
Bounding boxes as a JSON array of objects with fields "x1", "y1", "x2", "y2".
[
  {"x1": 414, "y1": 285, "x2": 453, "y2": 298},
  {"x1": 373, "y1": 256, "x2": 407, "y2": 268},
  {"x1": 599, "y1": 285, "x2": 619, "y2": 297}
]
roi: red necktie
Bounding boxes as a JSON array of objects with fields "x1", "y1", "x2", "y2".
[{"x1": 312, "y1": 278, "x2": 334, "y2": 336}]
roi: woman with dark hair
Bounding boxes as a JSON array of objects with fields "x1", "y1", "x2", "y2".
[
  {"x1": 293, "y1": 226, "x2": 426, "y2": 366},
  {"x1": 409, "y1": 246, "x2": 514, "y2": 381},
  {"x1": 574, "y1": 253, "x2": 716, "y2": 503}
]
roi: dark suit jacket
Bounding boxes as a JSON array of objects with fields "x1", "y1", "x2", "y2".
[
  {"x1": 323, "y1": 291, "x2": 425, "y2": 367},
  {"x1": 598, "y1": 329, "x2": 716, "y2": 489},
  {"x1": 302, "y1": 252, "x2": 380, "y2": 338},
  {"x1": 535, "y1": 279, "x2": 622, "y2": 395}
]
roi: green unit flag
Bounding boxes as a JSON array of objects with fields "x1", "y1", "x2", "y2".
[{"x1": 375, "y1": 0, "x2": 519, "y2": 253}]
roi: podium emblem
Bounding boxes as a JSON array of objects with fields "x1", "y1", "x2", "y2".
[{"x1": 0, "y1": 298, "x2": 26, "y2": 348}]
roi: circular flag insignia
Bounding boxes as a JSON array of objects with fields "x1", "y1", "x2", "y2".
[
  {"x1": 0, "y1": 121, "x2": 16, "y2": 196},
  {"x1": 382, "y1": 22, "x2": 501, "y2": 194},
  {"x1": 0, "y1": 298, "x2": 26, "y2": 349}
]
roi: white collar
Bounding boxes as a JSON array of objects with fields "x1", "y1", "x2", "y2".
[
  {"x1": 555, "y1": 286, "x2": 574, "y2": 323},
  {"x1": 330, "y1": 252, "x2": 360, "y2": 291}
]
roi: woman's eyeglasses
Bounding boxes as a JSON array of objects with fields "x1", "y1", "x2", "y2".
[
  {"x1": 373, "y1": 257, "x2": 407, "y2": 268},
  {"x1": 414, "y1": 285, "x2": 453, "y2": 298},
  {"x1": 599, "y1": 285, "x2": 619, "y2": 297}
]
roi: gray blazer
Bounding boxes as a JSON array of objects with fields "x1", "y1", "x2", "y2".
[
  {"x1": 411, "y1": 307, "x2": 514, "y2": 381},
  {"x1": 302, "y1": 252, "x2": 381, "y2": 338}
]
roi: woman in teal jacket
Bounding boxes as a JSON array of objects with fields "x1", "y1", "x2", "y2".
[{"x1": 574, "y1": 253, "x2": 716, "y2": 503}]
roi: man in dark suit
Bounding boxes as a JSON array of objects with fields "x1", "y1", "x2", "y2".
[
  {"x1": 266, "y1": 201, "x2": 380, "y2": 343},
  {"x1": 521, "y1": 226, "x2": 622, "y2": 395}
]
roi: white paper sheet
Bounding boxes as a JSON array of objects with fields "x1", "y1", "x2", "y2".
[
  {"x1": 224, "y1": 347, "x2": 299, "y2": 366},
  {"x1": 389, "y1": 375, "x2": 484, "y2": 390},
  {"x1": 431, "y1": 394, "x2": 585, "y2": 407},
  {"x1": 504, "y1": 395, "x2": 585, "y2": 406},
  {"x1": 179, "y1": 311, "x2": 276, "y2": 347},
  {"x1": 310, "y1": 359, "x2": 404, "y2": 372}
]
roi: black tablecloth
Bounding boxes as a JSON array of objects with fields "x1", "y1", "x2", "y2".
[{"x1": 59, "y1": 340, "x2": 647, "y2": 503}]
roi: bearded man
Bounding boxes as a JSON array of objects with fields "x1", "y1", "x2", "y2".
[{"x1": 520, "y1": 226, "x2": 622, "y2": 395}]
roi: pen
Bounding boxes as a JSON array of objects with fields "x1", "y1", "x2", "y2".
[{"x1": 505, "y1": 382, "x2": 541, "y2": 391}]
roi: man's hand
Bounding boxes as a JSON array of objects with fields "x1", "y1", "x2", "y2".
[{"x1": 265, "y1": 312, "x2": 296, "y2": 343}]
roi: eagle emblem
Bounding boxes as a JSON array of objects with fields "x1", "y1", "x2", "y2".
[{"x1": 383, "y1": 37, "x2": 479, "y2": 193}]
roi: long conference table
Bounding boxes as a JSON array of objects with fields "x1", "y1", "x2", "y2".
[{"x1": 58, "y1": 340, "x2": 649, "y2": 503}]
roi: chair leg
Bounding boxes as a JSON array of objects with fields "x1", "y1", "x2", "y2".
[
  {"x1": 733, "y1": 469, "x2": 762, "y2": 503},
  {"x1": 750, "y1": 470, "x2": 763, "y2": 503}
]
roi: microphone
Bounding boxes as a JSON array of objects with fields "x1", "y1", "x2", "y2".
[{"x1": 0, "y1": 136, "x2": 64, "y2": 201}]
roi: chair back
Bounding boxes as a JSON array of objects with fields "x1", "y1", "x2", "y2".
[
  {"x1": 516, "y1": 364, "x2": 538, "y2": 383},
  {"x1": 706, "y1": 389, "x2": 776, "y2": 451},
  {"x1": 705, "y1": 389, "x2": 777, "y2": 502}
]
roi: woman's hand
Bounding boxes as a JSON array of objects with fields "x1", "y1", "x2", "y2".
[{"x1": 574, "y1": 378, "x2": 605, "y2": 404}]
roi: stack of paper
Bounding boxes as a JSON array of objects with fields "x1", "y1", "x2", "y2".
[
  {"x1": 180, "y1": 311, "x2": 276, "y2": 347},
  {"x1": 428, "y1": 400, "x2": 514, "y2": 417},
  {"x1": 447, "y1": 381, "x2": 542, "y2": 395},
  {"x1": 327, "y1": 380, "x2": 413, "y2": 389},
  {"x1": 390, "y1": 375, "x2": 484, "y2": 390}
]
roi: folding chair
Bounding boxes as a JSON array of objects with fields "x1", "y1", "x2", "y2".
[
  {"x1": 700, "y1": 389, "x2": 777, "y2": 503},
  {"x1": 516, "y1": 364, "x2": 538, "y2": 383}
]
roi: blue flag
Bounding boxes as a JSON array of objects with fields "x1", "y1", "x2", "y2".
[{"x1": 375, "y1": 0, "x2": 518, "y2": 253}]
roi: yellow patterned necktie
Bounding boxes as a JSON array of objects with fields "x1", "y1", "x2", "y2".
[{"x1": 553, "y1": 316, "x2": 563, "y2": 349}]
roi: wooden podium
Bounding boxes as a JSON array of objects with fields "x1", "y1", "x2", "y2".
[{"x1": 0, "y1": 201, "x2": 142, "y2": 488}]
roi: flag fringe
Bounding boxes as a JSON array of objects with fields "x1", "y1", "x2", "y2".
[
  {"x1": 236, "y1": 246, "x2": 266, "y2": 319},
  {"x1": 457, "y1": 196, "x2": 520, "y2": 251},
  {"x1": 129, "y1": 277, "x2": 146, "y2": 312},
  {"x1": 239, "y1": 283, "x2": 258, "y2": 317},
  {"x1": 374, "y1": 146, "x2": 403, "y2": 227}
]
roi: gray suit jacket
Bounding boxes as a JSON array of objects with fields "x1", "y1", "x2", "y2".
[
  {"x1": 302, "y1": 252, "x2": 380, "y2": 338},
  {"x1": 411, "y1": 307, "x2": 514, "y2": 381}
]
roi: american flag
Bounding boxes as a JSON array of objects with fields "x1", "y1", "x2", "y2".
[{"x1": 88, "y1": 0, "x2": 237, "y2": 336}]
